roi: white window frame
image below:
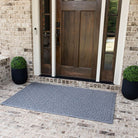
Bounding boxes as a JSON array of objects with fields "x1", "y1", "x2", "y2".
[{"x1": 114, "y1": 0, "x2": 130, "y2": 85}]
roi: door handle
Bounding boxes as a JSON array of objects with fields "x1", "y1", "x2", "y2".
[
  {"x1": 56, "y1": 22, "x2": 60, "y2": 28},
  {"x1": 43, "y1": 32, "x2": 50, "y2": 37},
  {"x1": 56, "y1": 29, "x2": 60, "y2": 46},
  {"x1": 43, "y1": 32, "x2": 50, "y2": 48},
  {"x1": 56, "y1": 29, "x2": 60, "y2": 37}
]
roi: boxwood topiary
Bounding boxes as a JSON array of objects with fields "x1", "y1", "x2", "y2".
[
  {"x1": 123, "y1": 65, "x2": 138, "y2": 82},
  {"x1": 11, "y1": 57, "x2": 27, "y2": 69}
]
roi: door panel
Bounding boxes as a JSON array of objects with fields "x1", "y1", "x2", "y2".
[
  {"x1": 62, "y1": 1, "x2": 97, "y2": 11},
  {"x1": 57, "y1": 0, "x2": 101, "y2": 80},
  {"x1": 79, "y1": 11, "x2": 94, "y2": 68},
  {"x1": 60, "y1": 66, "x2": 93, "y2": 79},
  {"x1": 61, "y1": 11, "x2": 75, "y2": 66}
]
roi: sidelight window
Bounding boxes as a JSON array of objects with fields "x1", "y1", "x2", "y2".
[
  {"x1": 101, "y1": 0, "x2": 122, "y2": 82},
  {"x1": 40, "y1": 0, "x2": 51, "y2": 74}
]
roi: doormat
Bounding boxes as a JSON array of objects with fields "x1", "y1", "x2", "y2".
[{"x1": 1, "y1": 82, "x2": 116, "y2": 124}]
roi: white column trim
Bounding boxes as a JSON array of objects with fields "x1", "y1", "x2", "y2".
[
  {"x1": 32, "y1": 0, "x2": 41, "y2": 75},
  {"x1": 96, "y1": 0, "x2": 106, "y2": 82},
  {"x1": 51, "y1": 0, "x2": 56, "y2": 77},
  {"x1": 114, "y1": 0, "x2": 130, "y2": 85}
]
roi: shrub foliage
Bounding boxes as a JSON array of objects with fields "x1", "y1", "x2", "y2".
[
  {"x1": 123, "y1": 65, "x2": 138, "y2": 82},
  {"x1": 11, "y1": 57, "x2": 27, "y2": 69}
]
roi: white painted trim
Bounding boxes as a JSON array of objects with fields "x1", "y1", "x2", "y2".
[
  {"x1": 32, "y1": 0, "x2": 41, "y2": 75},
  {"x1": 32, "y1": 0, "x2": 130, "y2": 85},
  {"x1": 96, "y1": 0, "x2": 106, "y2": 82},
  {"x1": 51, "y1": 0, "x2": 56, "y2": 77},
  {"x1": 114, "y1": 0, "x2": 130, "y2": 85}
]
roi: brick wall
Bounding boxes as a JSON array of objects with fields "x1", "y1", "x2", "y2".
[
  {"x1": 123, "y1": 0, "x2": 138, "y2": 70},
  {"x1": 0, "y1": 0, "x2": 33, "y2": 78},
  {"x1": 0, "y1": 56, "x2": 10, "y2": 84}
]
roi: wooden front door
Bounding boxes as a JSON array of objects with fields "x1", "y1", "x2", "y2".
[{"x1": 56, "y1": 0, "x2": 101, "y2": 80}]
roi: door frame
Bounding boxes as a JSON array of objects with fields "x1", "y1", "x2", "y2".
[
  {"x1": 32, "y1": 0, "x2": 130, "y2": 85},
  {"x1": 32, "y1": 0, "x2": 41, "y2": 76}
]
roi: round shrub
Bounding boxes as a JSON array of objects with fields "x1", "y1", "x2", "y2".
[
  {"x1": 123, "y1": 65, "x2": 138, "y2": 82},
  {"x1": 11, "y1": 57, "x2": 27, "y2": 69}
]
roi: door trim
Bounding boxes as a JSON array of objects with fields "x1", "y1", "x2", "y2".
[
  {"x1": 51, "y1": 0, "x2": 56, "y2": 77},
  {"x1": 96, "y1": 0, "x2": 106, "y2": 82},
  {"x1": 32, "y1": 0, "x2": 130, "y2": 85},
  {"x1": 114, "y1": 0, "x2": 130, "y2": 85},
  {"x1": 32, "y1": 0, "x2": 41, "y2": 75}
]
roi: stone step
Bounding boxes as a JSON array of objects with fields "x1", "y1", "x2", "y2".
[{"x1": 29, "y1": 76, "x2": 121, "y2": 92}]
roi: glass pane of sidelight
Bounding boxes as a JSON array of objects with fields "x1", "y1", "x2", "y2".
[
  {"x1": 41, "y1": 0, "x2": 51, "y2": 65},
  {"x1": 104, "y1": 37, "x2": 115, "y2": 70},
  {"x1": 43, "y1": 32, "x2": 50, "y2": 48},
  {"x1": 105, "y1": 37, "x2": 115, "y2": 52},
  {"x1": 44, "y1": 15, "x2": 50, "y2": 31},
  {"x1": 43, "y1": 48, "x2": 51, "y2": 64},
  {"x1": 103, "y1": 0, "x2": 119, "y2": 70},
  {"x1": 104, "y1": 53, "x2": 114, "y2": 70},
  {"x1": 107, "y1": 16, "x2": 117, "y2": 34},
  {"x1": 44, "y1": 0, "x2": 50, "y2": 13},
  {"x1": 43, "y1": 31, "x2": 51, "y2": 64},
  {"x1": 109, "y1": 0, "x2": 119, "y2": 15}
]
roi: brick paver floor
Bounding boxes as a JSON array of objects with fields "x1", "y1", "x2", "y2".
[{"x1": 0, "y1": 81, "x2": 138, "y2": 138}]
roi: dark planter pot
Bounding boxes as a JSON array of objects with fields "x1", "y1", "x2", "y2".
[
  {"x1": 122, "y1": 79, "x2": 138, "y2": 100},
  {"x1": 11, "y1": 68, "x2": 28, "y2": 84}
]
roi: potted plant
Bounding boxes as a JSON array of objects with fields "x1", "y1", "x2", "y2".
[
  {"x1": 11, "y1": 56, "x2": 28, "y2": 84},
  {"x1": 122, "y1": 65, "x2": 138, "y2": 100}
]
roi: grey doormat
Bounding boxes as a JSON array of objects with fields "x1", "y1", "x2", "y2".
[{"x1": 1, "y1": 82, "x2": 116, "y2": 124}]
